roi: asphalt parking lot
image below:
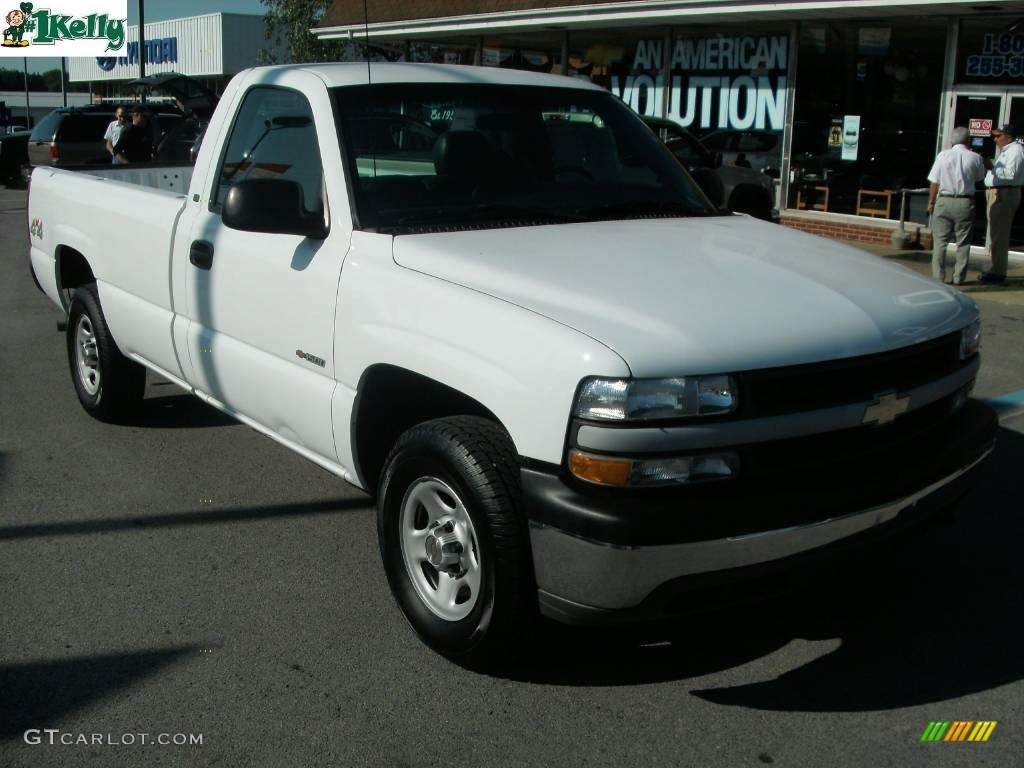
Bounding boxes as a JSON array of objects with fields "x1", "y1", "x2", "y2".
[{"x1": 1, "y1": 186, "x2": 1022, "y2": 768}]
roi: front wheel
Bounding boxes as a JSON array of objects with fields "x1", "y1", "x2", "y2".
[
  {"x1": 66, "y1": 283, "x2": 146, "y2": 422},
  {"x1": 377, "y1": 416, "x2": 536, "y2": 668}
]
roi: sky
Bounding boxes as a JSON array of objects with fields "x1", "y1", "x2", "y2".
[{"x1": 22, "y1": 0, "x2": 267, "y2": 74}]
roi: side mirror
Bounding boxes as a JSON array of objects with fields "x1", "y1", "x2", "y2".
[
  {"x1": 223, "y1": 178, "x2": 328, "y2": 240},
  {"x1": 690, "y1": 168, "x2": 726, "y2": 209}
]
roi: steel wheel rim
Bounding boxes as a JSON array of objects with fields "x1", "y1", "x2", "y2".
[
  {"x1": 399, "y1": 476, "x2": 482, "y2": 622},
  {"x1": 75, "y1": 315, "x2": 100, "y2": 396}
]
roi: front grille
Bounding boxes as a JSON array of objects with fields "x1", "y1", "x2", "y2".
[
  {"x1": 740, "y1": 393, "x2": 959, "y2": 481},
  {"x1": 738, "y1": 332, "x2": 964, "y2": 418}
]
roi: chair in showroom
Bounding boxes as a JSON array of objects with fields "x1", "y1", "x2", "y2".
[{"x1": 856, "y1": 174, "x2": 896, "y2": 218}]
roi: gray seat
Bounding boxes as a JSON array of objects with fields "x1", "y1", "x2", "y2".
[{"x1": 432, "y1": 130, "x2": 492, "y2": 184}]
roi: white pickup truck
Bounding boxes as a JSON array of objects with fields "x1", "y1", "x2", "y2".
[{"x1": 28, "y1": 63, "x2": 996, "y2": 667}]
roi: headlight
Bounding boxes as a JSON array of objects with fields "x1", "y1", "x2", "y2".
[
  {"x1": 960, "y1": 318, "x2": 981, "y2": 360},
  {"x1": 574, "y1": 375, "x2": 737, "y2": 421}
]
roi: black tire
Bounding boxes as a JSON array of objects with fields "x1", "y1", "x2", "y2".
[
  {"x1": 377, "y1": 416, "x2": 536, "y2": 668},
  {"x1": 66, "y1": 283, "x2": 146, "y2": 422}
]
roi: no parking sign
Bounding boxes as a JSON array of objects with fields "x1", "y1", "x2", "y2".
[{"x1": 969, "y1": 118, "x2": 994, "y2": 137}]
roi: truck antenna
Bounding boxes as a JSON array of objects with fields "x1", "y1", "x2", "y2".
[
  {"x1": 363, "y1": 0, "x2": 371, "y2": 85},
  {"x1": 363, "y1": 0, "x2": 377, "y2": 178}
]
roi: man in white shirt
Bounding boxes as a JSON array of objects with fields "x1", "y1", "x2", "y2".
[
  {"x1": 981, "y1": 123, "x2": 1024, "y2": 283},
  {"x1": 927, "y1": 126, "x2": 985, "y2": 285},
  {"x1": 103, "y1": 107, "x2": 127, "y2": 164}
]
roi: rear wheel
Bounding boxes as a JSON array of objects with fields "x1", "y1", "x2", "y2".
[
  {"x1": 377, "y1": 416, "x2": 536, "y2": 668},
  {"x1": 66, "y1": 283, "x2": 146, "y2": 421}
]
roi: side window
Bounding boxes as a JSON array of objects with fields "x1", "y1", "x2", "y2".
[
  {"x1": 736, "y1": 133, "x2": 777, "y2": 153},
  {"x1": 57, "y1": 115, "x2": 109, "y2": 142},
  {"x1": 665, "y1": 135, "x2": 709, "y2": 167},
  {"x1": 213, "y1": 87, "x2": 323, "y2": 216},
  {"x1": 30, "y1": 110, "x2": 64, "y2": 142}
]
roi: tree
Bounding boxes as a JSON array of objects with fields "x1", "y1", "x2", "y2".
[
  {"x1": 259, "y1": 0, "x2": 350, "y2": 65},
  {"x1": 0, "y1": 68, "x2": 87, "y2": 92}
]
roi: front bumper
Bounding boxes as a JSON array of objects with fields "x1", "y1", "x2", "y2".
[{"x1": 523, "y1": 399, "x2": 997, "y2": 625}]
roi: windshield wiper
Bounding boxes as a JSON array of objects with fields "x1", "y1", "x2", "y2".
[
  {"x1": 572, "y1": 198, "x2": 707, "y2": 220},
  {"x1": 377, "y1": 203, "x2": 587, "y2": 233},
  {"x1": 463, "y1": 203, "x2": 587, "y2": 224}
]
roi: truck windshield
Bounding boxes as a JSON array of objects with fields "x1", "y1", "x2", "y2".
[{"x1": 332, "y1": 84, "x2": 714, "y2": 233}]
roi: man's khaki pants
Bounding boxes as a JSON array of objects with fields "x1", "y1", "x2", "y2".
[
  {"x1": 931, "y1": 196, "x2": 974, "y2": 284},
  {"x1": 986, "y1": 186, "x2": 1021, "y2": 277}
]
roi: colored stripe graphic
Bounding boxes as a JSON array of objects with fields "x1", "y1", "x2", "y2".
[
  {"x1": 921, "y1": 721, "x2": 996, "y2": 742},
  {"x1": 974, "y1": 722, "x2": 997, "y2": 742},
  {"x1": 944, "y1": 721, "x2": 967, "y2": 741}
]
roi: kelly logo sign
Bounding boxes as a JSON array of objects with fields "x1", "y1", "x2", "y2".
[{"x1": 1, "y1": 1, "x2": 127, "y2": 55}]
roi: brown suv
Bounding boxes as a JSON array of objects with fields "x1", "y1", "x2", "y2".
[{"x1": 27, "y1": 106, "x2": 182, "y2": 172}]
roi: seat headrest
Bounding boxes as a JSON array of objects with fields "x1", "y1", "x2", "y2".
[{"x1": 433, "y1": 131, "x2": 492, "y2": 180}]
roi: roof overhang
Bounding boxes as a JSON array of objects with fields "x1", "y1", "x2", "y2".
[{"x1": 313, "y1": 0, "x2": 1016, "y2": 40}]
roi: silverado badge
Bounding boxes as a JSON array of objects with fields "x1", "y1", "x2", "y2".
[{"x1": 295, "y1": 349, "x2": 325, "y2": 368}]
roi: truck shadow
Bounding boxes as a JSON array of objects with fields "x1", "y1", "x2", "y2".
[
  {"x1": 506, "y1": 424, "x2": 1024, "y2": 712},
  {"x1": 127, "y1": 392, "x2": 239, "y2": 429},
  {"x1": 0, "y1": 647, "x2": 195, "y2": 740},
  {"x1": 0, "y1": 497, "x2": 367, "y2": 541}
]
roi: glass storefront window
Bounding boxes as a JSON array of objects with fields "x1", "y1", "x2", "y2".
[
  {"x1": 408, "y1": 41, "x2": 475, "y2": 65},
  {"x1": 479, "y1": 31, "x2": 564, "y2": 74},
  {"x1": 957, "y1": 20, "x2": 1024, "y2": 86},
  {"x1": 568, "y1": 26, "x2": 791, "y2": 179},
  {"x1": 789, "y1": 20, "x2": 946, "y2": 217},
  {"x1": 953, "y1": 18, "x2": 1024, "y2": 249}
]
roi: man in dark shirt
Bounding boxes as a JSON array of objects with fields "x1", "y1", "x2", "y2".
[{"x1": 113, "y1": 108, "x2": 153, "y2": 164}]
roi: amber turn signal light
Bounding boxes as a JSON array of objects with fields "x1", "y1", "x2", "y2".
[{"x1": 568, "y1": 449, "x2": 632, "y2": 487}]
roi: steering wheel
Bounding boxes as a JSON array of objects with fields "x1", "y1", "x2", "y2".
[{"x1": 553, "y1": 165, "x2": 594, "y2": 181}]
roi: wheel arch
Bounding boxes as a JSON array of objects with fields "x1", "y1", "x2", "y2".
[
  {"x1": 55, "y1": 245, "x2": 95, "y2": 311},
  {"x1": 351, "y1": 363, "x2": 507, "y2": 494}
]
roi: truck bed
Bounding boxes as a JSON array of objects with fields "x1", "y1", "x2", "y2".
[
  {"x1": 28, "y1": 163, "x2": 194, "y2": 381},
  {"x1": 36, "y1": 162, "x2": 195, "y2": 195}
]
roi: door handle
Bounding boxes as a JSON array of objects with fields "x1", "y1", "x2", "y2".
[{"x1": 189, "y1": 240, "x2": 214, "y2": 270}]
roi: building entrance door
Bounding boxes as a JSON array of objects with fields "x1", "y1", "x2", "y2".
[
  {"x1": 948, "y1": 90, "x2": 1024, "y2": 252},
  {"x1": 951, "y1": 92, "x2": 1000, "y2": 153}
]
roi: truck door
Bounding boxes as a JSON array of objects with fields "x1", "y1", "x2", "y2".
[{"x1": 183, "y1": 84, "x2": 346, "y2": 465}]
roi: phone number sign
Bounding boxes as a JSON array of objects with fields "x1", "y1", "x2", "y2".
[{"x1": 961, "y1": 32, "x2": 1024, "y2": 82}]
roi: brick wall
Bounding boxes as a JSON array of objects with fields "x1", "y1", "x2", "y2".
[{"x1": 780, "y1": 212, "x2": 932, "y2": 250}]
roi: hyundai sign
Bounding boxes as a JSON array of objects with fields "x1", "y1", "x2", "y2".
[{"x1": 96, "y1": 36, "x2": 177, "y2": 71}]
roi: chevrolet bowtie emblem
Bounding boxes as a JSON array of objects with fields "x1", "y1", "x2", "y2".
[{"x1": 862, "y1": 392, "x2": 911, "y2": 426}]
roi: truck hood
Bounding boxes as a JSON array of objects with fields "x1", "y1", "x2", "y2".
[{"x1": 392, "y1": 216, "x2": 976, "y2": 377}]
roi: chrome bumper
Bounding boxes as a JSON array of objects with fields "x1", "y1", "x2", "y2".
[{"x1": 530, "y1": 449, "x2": 991, "y2": 618}]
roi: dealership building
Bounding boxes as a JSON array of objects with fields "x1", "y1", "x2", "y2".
[
  {"x1": 313, "y1": 0, "x2": 1024, "y2": 249},
  {"x1": 68, "y1": 12, "x2": 275, "y2": 99}
]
